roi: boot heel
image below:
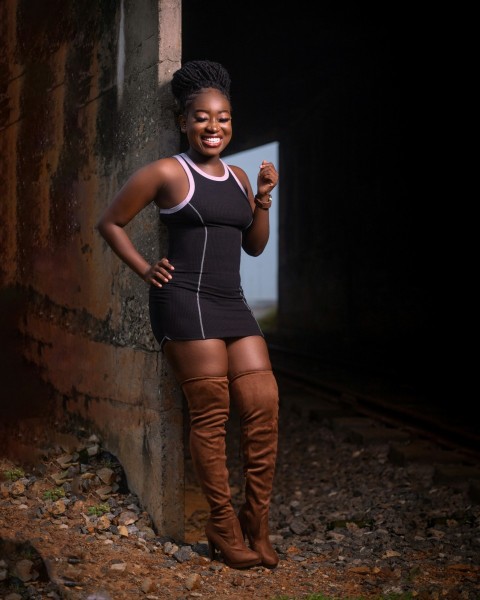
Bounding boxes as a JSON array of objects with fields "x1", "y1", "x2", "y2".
[
  {"x1": 205, "y1": 519, "x2": 261, "y2": 569},
  {"x1": 207, "y1": 538, "x2": 217, "y2": 560},
  {"x1": 238, "y1": 510, "x2": 248, "y2": 542}
]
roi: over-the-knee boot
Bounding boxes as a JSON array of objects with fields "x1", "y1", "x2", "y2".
[
  {"x1": 181, "y1": 376, "x2": 261, "y2": 569},
  {"x1": 229, "y1": 370, "x2": 279, "y2": 568}
]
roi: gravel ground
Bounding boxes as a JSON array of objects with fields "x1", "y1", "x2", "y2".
[
  {"x1": 195, "y1": 374, "x2": 480, "y2": 597},
  {"x1": 1, "y1": 376, "x2": 479, "y2": 599}
]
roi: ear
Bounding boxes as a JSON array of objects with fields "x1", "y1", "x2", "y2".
[{"x1": 178, "y1": 115, "x2": 187, "y2": 133}]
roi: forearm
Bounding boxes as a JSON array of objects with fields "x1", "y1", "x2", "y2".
[
  {"x1": 242, "y1": 204, "x2": 270, "y2": 256},
  {"x1": 97, "y1": 222, "x2": 150, "y2": 280}
]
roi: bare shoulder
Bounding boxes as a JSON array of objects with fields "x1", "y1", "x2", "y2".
[
  {"x1": 228, "y1": 164, "x2": 251, "y2": 192},
  {"x1": 142, "y1": 156, "x2": 190, "y2": 208},
  {"x1": 125, "y1": 156, "x2": 185, "y2": 193},
  {"x1": 228, "y1": 163, "x2": 247, "y2": 179},
  {"x1": 136, "y1": 156, "x2": 183, "y2": 183}
]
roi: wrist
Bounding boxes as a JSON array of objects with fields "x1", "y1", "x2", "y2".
[
  {"x1": 254, "y1": 193, "x2": 272, "y2": 210},
  {"x1": 141, "y1": 265, "x2": 152, "y2": 282}
]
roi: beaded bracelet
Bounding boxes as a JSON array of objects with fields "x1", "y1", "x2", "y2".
[{"x1": 254, "y1": 194, "x2": 272, "y2": 210}]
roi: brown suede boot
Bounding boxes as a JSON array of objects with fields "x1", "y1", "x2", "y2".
[
  {"x1": 181, "y1": 376, "x2": 261, "y2": 569},
  {"x1": 229, "y1": 370, "x2": 280, "y2": 568}
]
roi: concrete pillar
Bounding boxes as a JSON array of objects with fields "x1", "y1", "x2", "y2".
[{"x1": 0, "y1": 0, "x2": 184, "y2": 538}]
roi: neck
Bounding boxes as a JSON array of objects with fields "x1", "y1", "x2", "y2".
[
  {"x1": 186, "y1": 149, "x2": 221, "y2": 164},
  {"x1": 186, "y1": 150, "x2": 225, "y2": 174}
]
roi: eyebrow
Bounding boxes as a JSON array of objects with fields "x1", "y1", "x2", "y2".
[{"x1": 193, "y1": 108, "x2": 231, "y2": 114}]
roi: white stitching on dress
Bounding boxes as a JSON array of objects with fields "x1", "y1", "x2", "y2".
[{"x1": 188, "y1": 203, "x2": 207, "y2": 339}]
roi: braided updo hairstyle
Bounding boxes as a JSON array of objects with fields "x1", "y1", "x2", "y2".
[{"x1": 171, "y1": 60, "x2": 231, "y2": 114}]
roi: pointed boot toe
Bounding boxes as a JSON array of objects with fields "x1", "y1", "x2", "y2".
[{"x1": 206, "y1": 517, "x2": 261, "y2": 569}]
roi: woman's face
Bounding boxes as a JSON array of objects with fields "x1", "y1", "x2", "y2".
[{"x1": 180, "y1": 88, "x2": 232, "y2": 157}]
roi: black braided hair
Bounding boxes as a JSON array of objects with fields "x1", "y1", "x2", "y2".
[{"x1": 171, "y1": 60, "x2": 231, "y2": 113}]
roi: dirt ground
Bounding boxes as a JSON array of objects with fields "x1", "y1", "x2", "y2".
[{"x1": 1, "y1": 435, "x2": 478, "y2": 600}]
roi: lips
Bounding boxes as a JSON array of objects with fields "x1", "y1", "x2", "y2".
[{"x1": 202, "y1": 137, "x2": 222, "y2": 147}]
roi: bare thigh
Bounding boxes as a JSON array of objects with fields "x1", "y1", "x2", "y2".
[
  {"x1": 164, "y1": 339, "x2": 229, "y2": 383},
  {"x1": 164, "y1": 336, "x2": 272, "y2": 384},
  {"x1": 225, "y1": 335, "x2": 272, "y2": 379}
]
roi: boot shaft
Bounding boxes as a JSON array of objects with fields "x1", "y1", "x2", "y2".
[
  {"x1": 229, "y1": 370, "x2": 279, "y2": 507},
  {"x1": 181, "y1": 376, "x2": 233, "y2": 518},
  {"x1": 229, "y1": 370, "x2": 280, "y2": 568}
]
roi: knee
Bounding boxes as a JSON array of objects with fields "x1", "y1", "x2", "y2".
[
  {"x1": 229, "y1": 370, "x2": 279, "y2": 419},
  {"x1": 181, "y1": 376, "x2": 231, "y2": 423}
]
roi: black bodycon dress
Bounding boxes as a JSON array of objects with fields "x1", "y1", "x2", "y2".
[{"x1": 148, "y1": 153, "x2": 263, "y2": 349}]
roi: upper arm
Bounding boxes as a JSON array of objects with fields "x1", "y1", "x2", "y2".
[
  {"x1": 229, "y1": 164, "x2": 255, "y2": 210},
  {"x1": 97, "y1": 162, "x2": 165, "y2": 229}
]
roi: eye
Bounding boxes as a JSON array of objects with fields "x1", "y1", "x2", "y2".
[
  {"x1": 195, "y1": 116, "x2": 208, "y2": 123},
  {"x1": 219, "y1": 117, "x2": 231, "y2": 123}
]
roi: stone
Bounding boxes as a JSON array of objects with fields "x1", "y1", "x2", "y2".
[
  {"x1": 117, "y1": 510, "x2": 138, "y2": 526},
  {"x1": 14, "y1": 558, "x2": 34, "y2": 582},
  {"x1": 97, "y1": 468, "x2": 115, "y2": 485},
  {"x1": 185, "y1": 573, "x2": 201, "y2": 590},
  {"x1": 141, "y1": 577, "x2": 155, "y2": 592}
]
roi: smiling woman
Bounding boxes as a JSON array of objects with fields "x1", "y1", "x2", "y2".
[
  {"x1": 177, "y1": 86, "x2": 233, "y2": 157},
  {"x1": 96, "y1": 59, "x2": 281, "y2": 570}
]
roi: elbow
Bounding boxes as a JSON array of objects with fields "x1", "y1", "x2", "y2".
[
  {"x1": 243, "y1": 245, "x2": 265, "y2": 257},
  {"x1": 96, "y1": 216, "x2": 125, "y2": 241},
  {"x1": 96, "y1": 217, "x2": 113, "y2": 241},
  {"x1": 96, "y1": 214, "x2": 114, "y2": 237},
  {"x1": 242, "y1": 232, "x2": 269, "y2": 257}
]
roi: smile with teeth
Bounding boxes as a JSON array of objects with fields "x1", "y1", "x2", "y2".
[{"x1": 203, "y1": 137, "x2": 222, "y2": 146}]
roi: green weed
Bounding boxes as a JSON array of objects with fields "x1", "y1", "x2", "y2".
[
  {"x1": 87, "y1": 503, "x2": 110, "y2": 516},
  {"x1": 3, "y1": 467, "x2": 25, "y2": 481},
  {"x1": 43, "y1": 487, "x2": 65, "y2": 501}
]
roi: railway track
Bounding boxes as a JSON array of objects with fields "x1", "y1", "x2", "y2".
[{"x1": 268, "y1": 342, "x2": 480, "y2": 465}]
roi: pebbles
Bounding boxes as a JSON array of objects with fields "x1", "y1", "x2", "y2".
[
  {"x1": 222, "y1": 379, "x2": 480, "y2": 597},
  {"x1": 266, "y1": 423, "x2": 480, "y2": 570},
  {"x1": 0, "y1": 386, "x2": 479, "y2": 599}
]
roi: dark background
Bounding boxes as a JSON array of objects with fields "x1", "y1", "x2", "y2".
[{"x1": 181, "y1": 1, "x2": 443, "y2": 401}]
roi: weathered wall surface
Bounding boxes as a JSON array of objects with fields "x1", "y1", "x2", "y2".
[{"x1": 0, "y1": 0, "x2": 184, "y2": 537}]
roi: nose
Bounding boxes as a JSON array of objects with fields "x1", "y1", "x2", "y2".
[{"x1": 206, "y1": 118, "x2": 220, "y2": 132}]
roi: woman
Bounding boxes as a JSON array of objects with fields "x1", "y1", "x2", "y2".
[{"x1": 97, "y1": 60, "x2": 279, "y2": 569}]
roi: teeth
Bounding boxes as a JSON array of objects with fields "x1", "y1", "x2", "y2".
[{"x1": 204, "y1": 137, "x2": 220, "y2": 143}]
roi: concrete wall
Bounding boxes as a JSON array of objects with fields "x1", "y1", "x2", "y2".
[{"x1": 0, "y1": 0, "x2": 184, "y2": 537}]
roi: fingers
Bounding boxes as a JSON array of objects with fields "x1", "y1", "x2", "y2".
[
  {"x1": 259, "y1": 161, "x2": 277, "y2": 177},
  {"x1": 259, "y1": 160, "x2": 274, "y2": 171},
  {"x1": 145, "y1": 258, "x2": 174, "y2": 287},
  {"x1": 258, "y1": 161, "x2": 278, "y2": 193}
]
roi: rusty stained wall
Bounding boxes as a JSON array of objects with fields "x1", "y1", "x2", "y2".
[{"x1": 0, "y1": 0, "x2": 184, "y2": 537}]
